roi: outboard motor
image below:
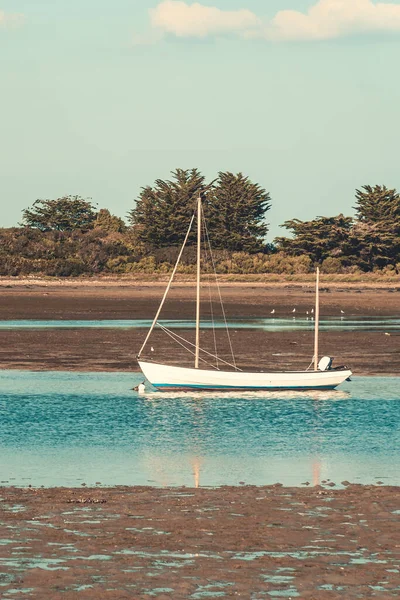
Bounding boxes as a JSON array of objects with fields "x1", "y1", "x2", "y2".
[{"x1": 318, "y1": 356, "x2": 333, "y2": 371}]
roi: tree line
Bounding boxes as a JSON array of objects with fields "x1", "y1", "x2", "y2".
[{"x1": 0, "y1": 170, "x2": 399, "y2": 277}]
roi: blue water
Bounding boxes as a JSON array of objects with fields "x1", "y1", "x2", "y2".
[
  {"x1": 0, "y1": 371, "x2": 399, "y2": 488},
  {"x1": 0, "y1": 317, "x2": 399, "y2": 332}
]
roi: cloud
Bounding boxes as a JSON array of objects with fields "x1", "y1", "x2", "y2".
[
  {"x1": 146, "y1": 0, "x2": 400, "y2": 42},
  {"x1": 270, "y1": 0, "x2": 400, "y2": 41},
  {"x1": 149, "y1": 1, "x2": 260, "y2": 38}
]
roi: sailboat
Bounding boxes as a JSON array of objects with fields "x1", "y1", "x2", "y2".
[{"x1": 138, "y1": 193, "x2": 352, "y2": 391}]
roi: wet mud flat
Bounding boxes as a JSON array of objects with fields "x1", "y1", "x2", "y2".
[
  {"x1": 1, "y1": 282, "x2": 400, "y2": 320},
  {"x1": 1, "y1": 282, "x2": 399, "y2": 374},
  {"x1": 1, "y1": 327, "x2": 398, "y2": 375},
  {"x1": 1, "y1": 485, "x2": 400, "y2": 599}
]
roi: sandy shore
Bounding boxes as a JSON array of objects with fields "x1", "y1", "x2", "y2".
[
  {"x1": 0, "y1": 484, "x2": 399, "y2": 598},
  {"x1": 0, "y1": 282, "x2": 399, "y2": 374}
]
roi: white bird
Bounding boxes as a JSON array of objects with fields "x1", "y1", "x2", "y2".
[
  {"x1": 311, "y1": 308, "x2": 314, "y2": 314},
  {"x1": 292, "y1": 308, "x2": 296, "y2": 313},
  {"x1": 306, "y1": 311, "x2": 309, "y2": 315},
  {"x1": 151, "y1": 346, "x2": 154, "y2": 352},
  {"x1": 271, "y1": 309, "x2": 275, "y2": 315},
  {"x1": 340, "y1": 310, "x2": 345, "y2": 314}
]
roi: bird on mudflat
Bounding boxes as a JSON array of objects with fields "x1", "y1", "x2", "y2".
[{"x1": 271, "y1": 309, "x2": 275, "y2": 315}]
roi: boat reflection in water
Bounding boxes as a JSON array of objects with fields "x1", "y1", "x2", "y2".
[
  {"x1": 144, "y1": 389, "x2": 351, "y2": 402},
  {"x1": 141, "y1": 389, "x2": 351, "y2": 488}
]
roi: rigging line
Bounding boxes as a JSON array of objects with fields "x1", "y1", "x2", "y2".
[
  {"x1": 157, "y1": 324, "x2": 219, "y2": 371},
  {"x1": 157, "y1": 323, "x2": 242, "y2": 371},
  {"x1": 306, "y1": 357, "x2": 315, "y2": 372},
  {"x1": 202, "y1": 217, "x2": 219, "y2": 368},
  {"x1": 137, "y1": 213, "x2": 195, "y2": 358},
  {"x1": 201, "y1": 212, "x2": 238, "y2": 371}
]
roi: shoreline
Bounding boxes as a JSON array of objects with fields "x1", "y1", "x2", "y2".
[{"x1": 1, "y1": 274, "x2": 400, "y2": 287}]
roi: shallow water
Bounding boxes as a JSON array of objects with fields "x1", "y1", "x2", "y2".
[
  {"x1": 0, "y1": 317, "x2": 399, "y2": 332},
  {"x1": 0, "y1": 371, "x2": 399, "y2": 488}
]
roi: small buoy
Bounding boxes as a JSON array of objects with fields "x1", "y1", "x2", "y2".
[{"x1": 133, "y1": 381, "x2": 146, "y2": 393}]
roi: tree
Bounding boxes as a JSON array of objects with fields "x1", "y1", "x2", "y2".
[
  {"x1": 275, "y1": 214, "x2": 354, "y2": 264},
  {"x1": 129, "y1": 169, "x2": 271, "y2": 252},
  {"x1": 129, "y1": 169, "x2": 206, "y2": 249},
  {"x1": 352, "y1": 185, "x2": 400, "y2": 269},
  {"x1": 94, "y1": 209, "x2": 126, "y2": 233},
  {"x1": 21, "y1": 195, "x2": 97, "y2": 231},
  {"x1": 206, "y1": 172, "x2": 271, "y2": 252},
  {"x1": 354, "y1": 185, "x2": 400, "y2": 224}
]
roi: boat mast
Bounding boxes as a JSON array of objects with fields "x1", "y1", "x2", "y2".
[
  {"x1": 137, "y1": 214, "x2": 195, "y2": 359},
  {"x1": 314, "y1": 266, "x2": 320, "y2": 371},
  {"x1": 195, "y1": 194, "x2": 202, "y2": 369}
]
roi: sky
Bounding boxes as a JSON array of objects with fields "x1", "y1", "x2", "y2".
[{"x1": 1, "y1": 0, "x2": 400, "y2": 240}]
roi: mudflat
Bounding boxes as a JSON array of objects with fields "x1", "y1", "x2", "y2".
[
  {"x1": 1, "y1": 484, "x2": 399, "y2": 599},
  {"x1": 1, "y1": 280, "x2": 400, "y2": 319},
  {"x1": 0, "y1": 281, "x2": 399, "y2": 374},
  {"x1": 1, "y1": 282, "x2": 399, "y2": 599}
]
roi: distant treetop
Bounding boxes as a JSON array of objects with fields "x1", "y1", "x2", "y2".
[
  {"x1": 129, "y1": 168, "x2": 271, "y2": 253},
  {"x1": 21, "y1": 195, "x2": 97, "y2": 231}
]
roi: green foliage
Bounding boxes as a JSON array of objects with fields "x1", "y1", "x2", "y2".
[
  {"x1": 129, "y1": 169, "x2": 206, "y2": 249},
  {"x1": 320, "y1": 257, "x2": 345, "y2": 274},
  {"x1": 354, "y1": 185, "x2": 400, "y2": 224},
  {"x1": 274, "y1": 185, "x2": 400, "y2": 271},
  {"x1": 206, "y1": 172, "x2": 271, "y2": 252},
  {"x1": 0, "y1": 227, "x2": 140, "y2": 277},
  {"x1": 350, "y1": 185, "x2": 400, "y2": 269},
  {"x1": 21, "y1": 196, "x2": 97, "y2": 232},
  {"x1": 275, "y1": 214, "x2": 354, "y2": 263},
  {"x1": 95, "y1": 209, "x2": 126, "y2": 233},
  {"x1": 129, "y1": 169, "x2": 271, "y2": 253},
  {"x1": 2, "y1": 179, "x2": 400, "y2": 277}
]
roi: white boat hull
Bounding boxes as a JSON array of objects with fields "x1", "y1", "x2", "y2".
[{"x1": 138, "y1": 361, "x2": 352, "y2": 391}]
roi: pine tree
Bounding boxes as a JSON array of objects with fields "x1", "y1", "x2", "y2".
[
  {"x1": 129, "y1": 169, "x2": 206, "y2": 249},
  {"x1": 353, "y1": 185, "x2": 400, "y2": 268},
  {"x1": 354, "y1": 185, "x2": 400, "y2": 224},
  {"x1": 206, "y1": 172, "x2": 271, "y2": 252},
  {"x1": 129, "y1": 169, "x2": 271, "y2": 252},
  {"x1": 275, "y1": 215, "x2": 354, "y2": 263}
]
